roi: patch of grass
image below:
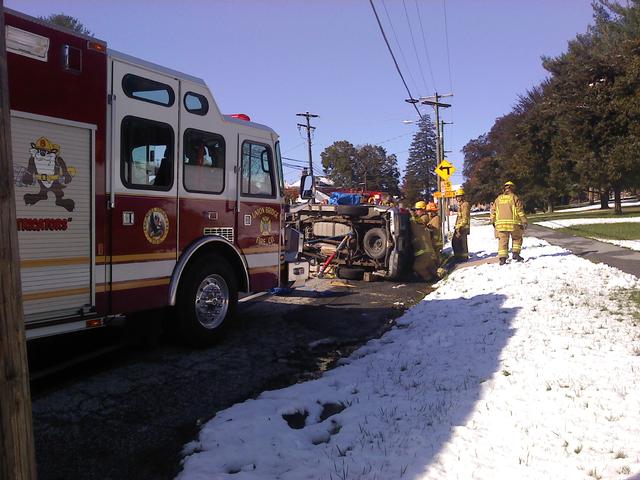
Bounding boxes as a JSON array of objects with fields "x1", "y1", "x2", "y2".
[
  {"x1": 557, "y1": 223, "x2": 640, "y2": 241},
  {"x1": 530, "y1": 205, "x2": 640, "y2": 223}
]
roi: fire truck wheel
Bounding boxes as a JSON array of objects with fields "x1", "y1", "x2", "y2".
[
  {"x1": 336, "y1": 266, "x2": 365, "y2": 280},
  {"x1": 362, "y1": 227, "x2": 388, "y2": 260},
  {"x1": 336, "y1": 205, "x2": 369, "y2": 217},
  {"x1": 177, "y1": 255, "x2": 238, "y2": 347}
]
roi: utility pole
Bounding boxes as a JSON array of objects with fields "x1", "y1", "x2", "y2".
[
  {"x1": 0, "y1": 2, "x2": 38, "y2": 478},
  {"x1": 418, "y1": 93, "x2": 453, "y2": 243},
  {"x1": 441, "y1": 120, "x2": 453, "y2": 233},
  {"x1": 296, "y1": 112, "x2": 318, "y2": 177}
]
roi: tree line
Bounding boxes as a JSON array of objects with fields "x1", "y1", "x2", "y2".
[
  {"x1": 463, "y1": 0, "x2": 640, "y2": 214},
  {"x1": 320, "y1": 116, "x2": 438, "y2": 205}
]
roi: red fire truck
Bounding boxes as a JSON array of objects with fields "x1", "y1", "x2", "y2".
[{"x1": 5, "y1": 8, "x2": 308, "y2": 346}]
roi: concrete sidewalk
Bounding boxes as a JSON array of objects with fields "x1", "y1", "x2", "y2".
[{"x1": 528, "y1": 224, "x2": 640, "y2": 278}]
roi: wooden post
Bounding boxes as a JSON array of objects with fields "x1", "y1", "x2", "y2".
[{"x1": 0, "y1": 3, "x2": 38, "y2": 479}]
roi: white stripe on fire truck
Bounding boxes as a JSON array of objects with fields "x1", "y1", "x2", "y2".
[
  {"x1": 94, "y1": 260, "x2": 176, "y2": 283},
  {"x1": 244, "y1": 252, "x2": 279, "y2": 269}
]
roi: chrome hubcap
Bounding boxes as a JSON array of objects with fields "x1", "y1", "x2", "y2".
[{"x1": 194, "y1": 274, "x2": 229, "y2": 329}]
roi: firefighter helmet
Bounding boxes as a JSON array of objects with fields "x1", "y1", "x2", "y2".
[
  {"x1": 414, "y1": 200, "x2": 427, "y2": 210},
  {"x1": 504, "y1": 181, "x2": 515, "y2": 187},
  {"x1": 455, "y1": 188, "x2": 465, "y2": 196},
  {"x1": 426, "y1": 202, "x2": 438, "y2": 212}
]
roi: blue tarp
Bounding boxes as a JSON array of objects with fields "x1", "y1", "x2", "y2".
[{"x1": 328, "y1": 192, "x2": 362, "y2": 205}]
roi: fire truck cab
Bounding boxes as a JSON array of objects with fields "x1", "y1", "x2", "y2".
[{"x1": 6, "y1": 8, "x2": 308, "y2": 346}]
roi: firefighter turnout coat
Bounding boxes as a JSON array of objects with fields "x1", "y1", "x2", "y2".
[{"x1": 490, "y1": 192, "x2": 527, "y2": 231}]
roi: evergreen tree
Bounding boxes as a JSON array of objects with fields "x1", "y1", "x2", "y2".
[
  {"x1": 402, "y1": 115, "x2": 437, "y2": 206},
  {"x1": 39, "y1": 13, "x2": 93, "y2": 36}
]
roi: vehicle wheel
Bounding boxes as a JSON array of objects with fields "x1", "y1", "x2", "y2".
[
  {"x1": 177, "y1": 255, "x2": 238, "y2": 347},
  {"x1": 336, "y1": 266, "x2": 365, "y2": 280},
  {"x1": 363, "y1": 227, "x2": 388, "y2": 260},
  {"x1": 336, "y1": 205, "x2": 369, "y2": 217}
]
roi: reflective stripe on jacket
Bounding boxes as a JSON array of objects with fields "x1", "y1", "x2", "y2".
[
  {"x1": 490, "y1": 193, "x2": 527, "y2": 232},
  {"x1": 455, "y1": 201, "x2": 471, "y2": 231}
]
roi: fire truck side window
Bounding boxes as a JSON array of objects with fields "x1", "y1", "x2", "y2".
[
  {"x1": 183, "y1": 128, "x2": 225, "y2": 194},
  {"x1": 122, "y1": 74, "x2": 175, "y2": 107},
  {"x1": 121, "y1": 116, "x2": 174, "y2": 190},
  {"x1": 241, "y1": 142, "x2": 275, "y2": 197}
]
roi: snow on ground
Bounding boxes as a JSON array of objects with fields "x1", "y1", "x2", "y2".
[
  {"x1": 536, "y1": 216, "x2": 640, "y2": 230},
  {"x1": 177, "y1": 225, "x2": 640, "y2": 480},
  {"x1": 553, "y1": 199, "x2": 640, "y2": 213}
]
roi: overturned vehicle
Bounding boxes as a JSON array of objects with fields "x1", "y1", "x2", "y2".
[{"x1": 288, "y1": 179, "x2": 438, "y2": 281}]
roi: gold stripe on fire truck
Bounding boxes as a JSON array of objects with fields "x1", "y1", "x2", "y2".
[
  {"x1": 23, "y1": 286, "x2": 90, "y2": 302},
  {"x1": 96, "y1": 252, "x2": 177, "y2": 264},
  {"x1": 95, "y1": 277, "x2": 170, "y2": 293},
  {"x1": 21, "y1": 256, "x2": 89, "y2": 268}
]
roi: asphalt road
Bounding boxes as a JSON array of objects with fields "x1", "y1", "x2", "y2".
[{"x1": 29, "y1": 276, "x2": 429, "y2": 480}]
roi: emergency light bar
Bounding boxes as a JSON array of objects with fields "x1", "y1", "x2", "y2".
[{"x1": 5, "y1": 25, "x2": 50, "y2": 61}]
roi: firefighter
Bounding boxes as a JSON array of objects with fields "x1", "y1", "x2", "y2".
[
  {"x1": 412, "y1": 200, "x2": 427, "y2": 222},
  {"x1": 410, "y1": 200, "x2": 437, "y2": 280},
  {"x1": 452, "y1": 188, "x2": 470, "y2": 261},
  {"x1": 425, "y1": 202, "x2": 442, "y2": 255},
  {"x1": 490, "y1": 181, "x2": 528, "y2": 265}
]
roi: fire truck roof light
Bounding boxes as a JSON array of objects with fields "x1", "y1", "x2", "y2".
[
  {"x1": 229, "y1": 113, "x2": 251, "y2": 122},
  {"x1": 6, "y1": 25, "x2": 50, "y2": 61}
]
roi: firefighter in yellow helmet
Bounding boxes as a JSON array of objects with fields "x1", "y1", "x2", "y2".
[
  {"x1": 425, "y1": 202, "x2": 442, "y2": 255},
  {"x1": 452, "y1": 188, "x2": 470, "y2": 261},
  {"x1": 490, "y1": 181, "x2": 528, "y2": 265},
  {"x1": 410, "y1": 200, "x2": 437, "y2": 280}
]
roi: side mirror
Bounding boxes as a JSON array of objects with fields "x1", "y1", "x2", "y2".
[{"x1": 299, "y1": 174, "x2": 315, "y2": 200}]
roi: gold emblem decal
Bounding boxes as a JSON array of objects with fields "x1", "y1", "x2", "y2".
[
  {"x1": 252, "y1": 206, "x2": 279, "y2": 245},
  {"x1": 143, "y1": 207, "x2": 169, "y2": 244}
]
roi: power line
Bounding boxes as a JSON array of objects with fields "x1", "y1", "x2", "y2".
[
  {"x1": 414, "y1": 0, "x2": 438, "y2": 92},
  {"x1": 402, "y1": 0, "x2": 429, "y2": 94},
  {"x1": 369, "y1": 0, "x2": 424, "y2": 121},
  {"x1": 380, "y1": 0, "x2": 419, "y2": 95},
  {"x1": 442, "y1": 0, "x2": 453, "y2": 93}
]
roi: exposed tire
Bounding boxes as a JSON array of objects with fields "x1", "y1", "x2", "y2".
[
  {"x1": 363, "y1": 227, "x2": 388, "y2": 260},
  {"x1": 336, "y1": 266, "x2": 365, "y2": 280},
  {"x1": 177, "y1": 255, "x2": 238, "y2": 348},
  {"x1": 336, "y1": 205, "x2": 369, "y2": 217}
]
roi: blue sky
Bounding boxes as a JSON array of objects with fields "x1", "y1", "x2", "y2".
[{"x1": 6, "y1": 0, "x2": 595, "y2": 186}]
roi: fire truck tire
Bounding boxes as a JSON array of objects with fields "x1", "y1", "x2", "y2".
[
  {"x1": 177, "y1": 255, "x2": 238, "y2": 347},
  {"x1": 336, "y1": 205, "x2": 369, "y2": 217},
  {"x1": 336, "y1": 266, "x2": 365, "y2": 280},
  {"x1": 362, "y1": 227, "x2": 388, "y2": 260}
]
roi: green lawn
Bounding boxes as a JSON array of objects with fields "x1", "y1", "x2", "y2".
[{"x1": 557, "y1": 222, "x2": 640, "y2": 241}]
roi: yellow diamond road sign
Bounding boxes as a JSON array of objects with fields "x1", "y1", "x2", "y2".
[{"x1": 435, "y1": 160, "x2": 456, "y2": 180}]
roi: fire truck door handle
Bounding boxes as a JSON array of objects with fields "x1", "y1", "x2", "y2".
[
  {"x1": 109, "y1": 92, "x2": 117, "y2": 209},
  {"x1": 203, "y1": 211, "x2": 218, "y2": 220}
]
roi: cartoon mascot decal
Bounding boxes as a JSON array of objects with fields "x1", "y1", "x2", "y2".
[{"x1": 20, "y1": 136, "x2": 76, "y2": 212}]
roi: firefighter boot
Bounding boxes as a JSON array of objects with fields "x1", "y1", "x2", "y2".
[
  {"x1": 512, "y1": 253, "x2": 524, "y2": 262},
  {"x1": 499, "y1": 257, "x2": 507, "y2": 266}
]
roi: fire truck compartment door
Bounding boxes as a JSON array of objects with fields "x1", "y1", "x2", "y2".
[{"x1": 11, "y1": 113, "x2": 94, "y2": 323}]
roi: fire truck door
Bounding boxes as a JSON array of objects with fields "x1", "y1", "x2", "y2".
[
  {"x1": 108, "y1": 59, "x2": 179, "y2": 313},
  {"x1": 236, "y1": 136, "x2": 281, "y2": 292},
  {"x1": 11, "y1": 112, "x2": 95, "y2": 323}
]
